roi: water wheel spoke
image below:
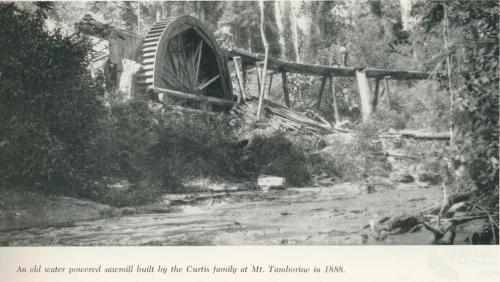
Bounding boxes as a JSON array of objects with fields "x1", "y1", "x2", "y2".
[
  {"x1": 168, "y1": 50, "x2": 179, "y2": 79},
  {"x1": 162, "y1": 64, "x2": 192, "y2": 91},
  {"x1": 160, "y1": 72, "x2": 185, "y2": 92},
  {"x1": 194, "y1": 40, "x2": 203, "y2": 84},
  {"x1": 177, "y1": 36, "x2": 193, "y2": 87},
  {"x1": 197, "y1": 75, "x2": 220, "y2": 91}
]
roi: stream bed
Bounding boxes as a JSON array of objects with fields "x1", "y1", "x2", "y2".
[{"x1": 0, "y1": 182, "x2": 453, "y2": 246}]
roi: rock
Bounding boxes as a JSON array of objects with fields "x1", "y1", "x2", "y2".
[
  {"x1": 448, "y1": 202, "x2": 467, "y2": 213},
  {"x1": 444, "y1": 202, "x2": 467, "y2": 218},
  {"x1": 121, "y1": 207, "x2": 136, "y2": 215},
  {"x1": 389, "y1": 172, "x2": 415, "y2": 183},
  {"x1": 320, "y1": 133, "x2": 356, "y2": 148},
  {"x1": 386, "y1": 214, "x2": 425, "y2": 232},
  {"x1": 416, "y1": 164, "x2": 442, "y2": 184},
  {"x1": 417, "y1": 181, "x2": 431, "y2": 188},
  {"x1": 258, "y1": 175, "x2": 285, "y2": 192},
  {"x1": 417, "y1": 171, "x2": 442, "y2": 185},
  {"x1": 358, "y1": 183, "x2": 376, "y2": 193},
  {"x1": 151, "y1": 207, "x2": 170, "y2": 214},
  {"x1": 317, "y1": 178, "x2": 335, "y2": 186}
]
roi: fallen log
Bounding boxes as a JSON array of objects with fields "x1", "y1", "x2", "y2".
[
  {"x1": 380, "y1": 131, "x2": 451, "y2": 141},
  {"x1": 427, "y1": 189, "x2": 480, "y2": 215}
]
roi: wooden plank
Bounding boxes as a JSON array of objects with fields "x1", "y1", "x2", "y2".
[
  {"x1": 355, "y1": 69, "x2": 372, "y2": 122},
  {"x1": 316, "y1": 76, "x2": 327, "y2": 110},
  {"x1": 226, "y1": 49, "x2": 433, "y2": 80},
  {"x1": 281, "y1": 72, "x2": 291, "y2": 108},
  {"x1": 147, "y1": 86, "x2": 235, "y2": 107},
  {"x1": 329, "y1": 77, "x2": 340, "y2": 123}
]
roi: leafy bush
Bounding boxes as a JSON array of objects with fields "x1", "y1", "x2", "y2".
[
  {"x1": 147, "y1": 114, "x2": 241, "y2": 192},
  {"x1": 243, "y1": 134, "x2": 311, "y2": 186},
  {"x1": 308, "y1": 141, "x2": 364, "y2": 180},
  {"x1": 89, "y1": 102, "x2": 159, "y2": 181},
  {"x1": 0, "y1": 3, "x2": 104, "y2": 195}
]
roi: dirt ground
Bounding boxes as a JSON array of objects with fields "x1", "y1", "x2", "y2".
[{"x1": 2, "y1": 180, "x2": 467, "y2": 246}]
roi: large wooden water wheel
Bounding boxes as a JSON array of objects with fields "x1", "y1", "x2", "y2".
[{"x1": 136, "y1": 16, "x2": 234, "y2": 108}]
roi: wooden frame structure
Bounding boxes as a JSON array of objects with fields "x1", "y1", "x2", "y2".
[{"x1": 226, "y1": 48, "x2": 435, "y2": 121}]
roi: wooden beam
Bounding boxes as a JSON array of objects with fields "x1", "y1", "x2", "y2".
[
  {"x1": 147, "y1": 86, "x2": 235, "y2": 107},
  {"x1": 162, "y1": 104, "x2": 217, "y2": 116},
  {"x1": 329, "y1": 77, "x2": 340, "y2": 123},
  {"x1": 281, "y1": 72, "x2": 291, "y2": 108},
  {"x1": 372, "y1": 78, "x2": 381, "y2": 111},
  {"x1": 355, "y1": 69, "x2": 373, "y2": 122},
  {"x1": 317, "y1": 76, "x2": 327, "y2": 110},
  {"x1": 226, "y1": 49, "x2": 434, "y2": 80}
]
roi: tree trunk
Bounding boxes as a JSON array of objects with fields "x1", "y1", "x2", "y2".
[
  {"x1": 290, "y1": 1, "x2": 301, "y2": 62},
  {"x1": 137, "y1": 2, "x2": 141, "y2": 33},
  {"x1": 274, "y1": 0, "x2": 287, "y2": 60},
  {"x1": 256, "y1": 0, "x2": 269, "y2": 119}
]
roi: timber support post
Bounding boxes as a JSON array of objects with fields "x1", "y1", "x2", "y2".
[
  {"x1": 281, "y1": 71, "x2": 291, "y2": 108},
  {"x1": 242, "y1": 67, "x2": 248, "y2": 89},
  {"x1": 317, "y1": 76, "x2": 327, "y2": 110},
  {"x1": 329, "y1": 77, "x2": 340, "y2": 123},
  {"x1": 233, "y1": 56, "x2": 246, "y2": 103},
  {"x1": 372, "y1": 78, "x2": 381, "y2": 111},
  {"x1": 355, "y1": 68, "x2": 373, "y2": 122},
  {"x1": 384, "y1": 76, "x2": 391, "y2": 106},
  {"x1": 256, "y1": 61, "x2": 263, "y2": 95},
  {"x1": 256, "y1": 61, "x2": 267, "y2": 119},
  {"x1": 266, "y1": 72, "x2": 274, "y2": 99}
]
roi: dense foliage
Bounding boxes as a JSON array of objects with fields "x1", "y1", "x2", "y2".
[
  {"x1": 0, "y1": 3, "x2": 104, "y2": 195},
  {"x1": 452, "y1": 1, "x2": 499, "y2": 191},
  {"x1": 415, "y1": 0, "x2": 499, "y2": 191}
]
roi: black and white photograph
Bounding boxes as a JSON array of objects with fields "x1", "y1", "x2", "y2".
[{"x1": 0, "y1": 0, "x2": 498, "y2": 248}]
